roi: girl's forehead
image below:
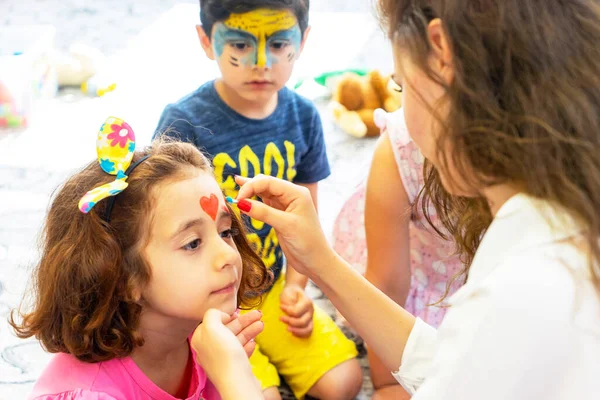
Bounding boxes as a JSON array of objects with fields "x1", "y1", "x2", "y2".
[
  {"x1": 153, "y1": 172, "x2": 222, "y2": 209},
  {"x1": 149, "y1": 175, "x2": 227, "y2": 233}
]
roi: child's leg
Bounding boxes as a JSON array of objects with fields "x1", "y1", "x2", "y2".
[
  {"x1": 247, "y1": 332, "x2": 281, "y2": 398},
  {"x1": 255, "y1": 276, "x2": 362, "y2": 400},
  {"x1": 305, "y1": 358, "x2": 363, "y2": 400},
  {"x1": 263, "y1": 387, "x2": 282, "y2": 400},
  {"x1": 368, "y1": 347, "x2": 411, "y2": 400}
]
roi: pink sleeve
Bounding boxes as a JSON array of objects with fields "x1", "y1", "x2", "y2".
[{"x1": 31, "y1": 389, "x2": 118, "y2": 400}]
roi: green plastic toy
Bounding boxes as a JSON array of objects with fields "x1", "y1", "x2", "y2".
[{"x1": 294, "y1": 69, "x2": 369, "y2": 89}]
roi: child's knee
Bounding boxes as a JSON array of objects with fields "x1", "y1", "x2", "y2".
[
  {"x1": 309, "y1": 358, "x2": 363, "y2": 400},
  {"x1": 263, "y1": 386, "x2": 282, "y2": 400}
]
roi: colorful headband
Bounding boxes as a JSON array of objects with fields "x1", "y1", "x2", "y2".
[{"x1": 78, "y1": 117, "x2": 148, "y2": 220}]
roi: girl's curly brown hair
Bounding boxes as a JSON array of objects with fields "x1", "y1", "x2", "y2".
[
  {"x1": 10, "y1": 138, "x2": 271, "y2": 362},
  {"x1": 378, "y1": 0, "x2": 600, "y2": 290}
]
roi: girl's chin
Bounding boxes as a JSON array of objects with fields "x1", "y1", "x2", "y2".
[{"x1": 219, "y1": 299, "x2": 239, "y2": 317}]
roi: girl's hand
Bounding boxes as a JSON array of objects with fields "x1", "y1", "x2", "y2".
[
  {"x1": 191, "y1": 309, "x2": 262, "y2": 389},
  {"x1": 235, "y1": 175, "x2": 337, "y2": 280},
  {"x1": 226, "y1": 309, "x2": 264, "y2": 357}
]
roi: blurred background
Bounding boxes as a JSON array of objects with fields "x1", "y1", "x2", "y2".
[{"x1": 0, "y1": 1, "x2": 393, "y2": 398}]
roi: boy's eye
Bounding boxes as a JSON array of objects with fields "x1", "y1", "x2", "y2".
[
  {"x1": 230, "y1": 42, "x2": 250, "y2": 51},
  {"x1": 270, "y1": 41, "x2": 289, "y2": 50},
  {"x1": 183, "y1": 239, "x2": 202, "y2": 251}
]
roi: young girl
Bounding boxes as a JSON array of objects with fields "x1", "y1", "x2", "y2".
[
  {"x1": 207, "y1": 0, "x2": 600, "y2": 398},
  {"x1": 332, "y1": 108, "x2": 479, "y2": 399},
  {"x1": 9, "y1": 118, "x2": 271, "y2": 400}
]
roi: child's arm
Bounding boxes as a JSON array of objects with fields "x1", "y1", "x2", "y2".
[
  {"x1": 279, "y1": 182, "x2": 318, "y2": 338},
  {"x1": 364, "y1": 133, "x2": 412, "y2": 392},
  {"x1": 364, "y1": 133, "x2": 411, "y2": 310}
]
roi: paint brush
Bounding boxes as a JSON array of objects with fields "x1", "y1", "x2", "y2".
[{"x1": 225, "y1": 196, "x2": 238, "y2": 205}]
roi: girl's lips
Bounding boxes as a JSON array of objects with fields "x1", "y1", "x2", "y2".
[{"x1": 212, "y1": 282, "x2": 235, "y2": 295}]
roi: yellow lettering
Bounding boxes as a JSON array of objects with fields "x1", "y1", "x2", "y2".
[
  {"x1": 238, "y1": 145, "x2": 264, "y2": 231},
  {"x1": 250, "y1": 218, "x2": 264, "y2": 233},
  {"x1": 260, "y1": 228, "x2": 279, "y2": 268},
  {"x1": 238, "y1": 145, "x2": 261, "y2": 177},
  {"x1": 213, "y1": 153, "x2": 238, "y2": 198},
  {"x1": 284, "y1": 141, "x2": 297, "y2": 181},
  {"x1": 246, "y1": 233, "x2": 262, "y2": 255},
  {"x1": 263, "y1": 142, "x2": 285, "y2": 179}
]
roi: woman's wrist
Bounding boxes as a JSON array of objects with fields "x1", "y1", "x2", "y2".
[{"x1": 310, "y1": 250, "x2": 351, "y2": 288}]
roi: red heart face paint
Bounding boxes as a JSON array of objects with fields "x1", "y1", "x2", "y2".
[{"x1": 200, "y1": 193, "x2": 219, "y2": 221}]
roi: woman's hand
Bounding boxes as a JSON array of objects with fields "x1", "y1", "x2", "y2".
[
  {"x1": 235, "y1": 175, "x2": 336, "y2": 280},
  {"x1": 235, "y1": 175, "x2": 417, "y2": 375}
]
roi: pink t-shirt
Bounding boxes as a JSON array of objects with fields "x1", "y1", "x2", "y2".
[{"x1": 29, "y1": 344, "x2": 221, "y2": 400}]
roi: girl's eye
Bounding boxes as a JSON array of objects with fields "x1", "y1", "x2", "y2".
[
  {"x1": 270, "y1": 41, "x2": 289, "y2": 50},
  {"x1": 221, "y1": 227, "x2": 240, "y2": 239},
  {"x1": 394, "y1": 85, "x2": 403, "y2": 93},
  {"x1": 183, "y1": 239, "x2": 202, "y2": 251}
]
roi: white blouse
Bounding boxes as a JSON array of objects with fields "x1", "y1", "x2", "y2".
[{"x1": 393, "y1": 193, "x2": 600, "y2": 399}]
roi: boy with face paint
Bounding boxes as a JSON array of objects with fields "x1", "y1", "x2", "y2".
[{"x1": 154, "y1": 1, "x2": 362, "y2": 399}]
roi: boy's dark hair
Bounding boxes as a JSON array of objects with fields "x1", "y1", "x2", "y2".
[
  {"x1": 9, "y1": 138, "x2": 271, "y2": 363},
  {"x1": 200, "y1": 0, "x2": 310, "y2": 37}
]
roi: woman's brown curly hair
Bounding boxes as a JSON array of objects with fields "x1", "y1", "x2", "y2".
[
  {"x1": 9, "y1": 138, "x2": 271, "y2": 362},
  {"x1": 378, "y1": 0, "x2": 600, "y2": 290}
]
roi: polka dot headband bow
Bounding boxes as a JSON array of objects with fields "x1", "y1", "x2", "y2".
[{"x1": 78, "y1": 117, "x2": 149, "y2": 220}]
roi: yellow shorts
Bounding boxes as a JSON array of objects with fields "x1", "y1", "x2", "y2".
[{"x1": 243, "y1": 274, "x2": 358, "y2": 399}]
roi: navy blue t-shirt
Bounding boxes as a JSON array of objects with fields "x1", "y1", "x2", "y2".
[{"x1": 154, "y1": 81, "x2": 330, "y2": 284}]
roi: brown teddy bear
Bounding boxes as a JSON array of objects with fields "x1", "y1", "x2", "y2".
[{"x1": 330, "y1": 70, "x2": 402, "y2": 138}]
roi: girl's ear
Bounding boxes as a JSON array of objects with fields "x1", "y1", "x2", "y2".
[
  {"x1": 132, "y1": 289, "x2": 142, "y2": 304},
  {"x1": 129, "y1": 279, "x2": 144, "y2": 304}
]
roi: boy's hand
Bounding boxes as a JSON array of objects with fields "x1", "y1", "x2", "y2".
[{"x1": 280, "y1": 283, "x2": 314, "y2": 338}]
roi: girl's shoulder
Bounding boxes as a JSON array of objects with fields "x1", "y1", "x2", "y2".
[
  {"x1": 374, "y1": 108, "x2": 425, "y2": 203},
  {"x1": 30, "y1": 388, "x2": 118, "y2": 400},
  {"x1": 31, "y1": 346, "x2": 222, "y2": 400},
  {"x1": 29, "y1": 353, "x2": 122, "y2": 400}
]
